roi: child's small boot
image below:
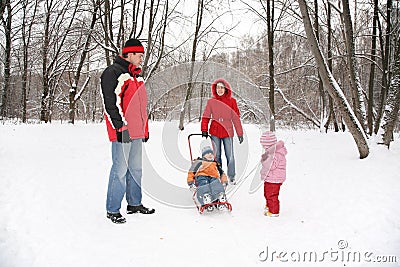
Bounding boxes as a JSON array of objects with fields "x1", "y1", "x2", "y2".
[
  {"x1": 203, "y1": 194, "x2": 214, "y2": 212},
  {"x1": 266, "y1": 211, "x2": 279, "y2": 217},
  {"x1": 217, "y1": 192, "x2": 227, "y2": 211},
  {"x1": 263, "y1": 205, "x2": 269, "y2": 216}
]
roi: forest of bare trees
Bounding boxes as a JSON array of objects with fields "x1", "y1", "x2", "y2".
[{"x1": 1, "y1": 0, "x2": 399, "y2": 154}]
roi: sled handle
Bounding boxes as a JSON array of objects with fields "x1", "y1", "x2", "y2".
[{"x1": 188, "y1": 133, "x2": 209, "y2": 161}]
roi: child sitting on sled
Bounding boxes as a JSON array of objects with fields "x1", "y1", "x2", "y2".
[{"x1": 187, "y1": 146, "x2": 228, "y2": 211}]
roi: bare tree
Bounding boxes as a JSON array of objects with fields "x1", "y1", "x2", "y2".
[
  {"x1": 380, "y1": 15, "x2": 400, "y2": 147},
  {"x1": 68, "y1": 0, "x2": 101, "y2": 124},
  {"x1": 0, "y1": 0, "x2": 11, "y2": 118},
  {"x1": 20, "y1": 0, "x2": 39, "y2": 122},
  {"x1": 144, "y1": 0, "x2": 169, "y2": 79},
  {"x1": 265, "y1": 0, "x2": 275, "y2": 131},
  {"x1": 178, "y1": 0, "x2": 204, "y2": 130},
  {"x1": 130, "y1": 0, "x2": 147, "y2": 39},
  {"x1": 275, "y1": 86, "x2": 320, "y2": 127},
  {"x1": 40, "y1": 0, "x2": 79, "y2": 122},
  {"x1": 367, "y1": 0, "x2": 378, "y2": 135},
  {"x1": 0, "y1": 0, "x2": 396, "y2": 130},
  {"x1": 242, "y1": 0, "x2": 290, "y2": 131},
  {"x1": 324, "y1": 0, "x2": 340, "y2": 132},
  {"x1": 314, "y1": 0, "x2": 327, "y2": 131},
  {"x1": 374, "y1": 0, "x2": 392, "y2": 134},
  {"x1": 99, "y1": 0, "x2": 118, "y2": 66},
  {"x1": 142, "y1": 0, "x2": 162, "y2": 77},
  {"x1": 99, "y1": 0, "x2": 144, "y2": 65},
  {"x1": 0, "y1": 1, "x2": 6, "y2": 19},
  {"x1": 298, "y1": 0, "x2": 369, "y2": 158},
  {"x1": 342, "y1": 0, "x2": 367, "y2": 130}
]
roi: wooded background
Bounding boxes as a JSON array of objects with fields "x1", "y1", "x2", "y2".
[{"x1": 0, "y1": 0, "x2": 399, "y2": 153}]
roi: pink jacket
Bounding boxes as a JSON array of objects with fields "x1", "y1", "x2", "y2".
[{"x1": 260, "y1": 141, "x2": 287, "y2": 183}]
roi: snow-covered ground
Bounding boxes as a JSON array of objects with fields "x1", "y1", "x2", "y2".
[{"x1": 0, "y1": 121, "x2": 399, "y2": 267}]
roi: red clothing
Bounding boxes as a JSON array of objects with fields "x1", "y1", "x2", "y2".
[
  {"x1": 124, "y1": 75, "x2": 149, "y2": 140},
  {"x1": 264, "y1": 182, "x2": 282, "y2": 214},
  {"x1": 260, "y1": 141, "x2": 287, "y2": 183},
  {"x1": 261, "y1": 139, "x2": 287, "y2": 215},
  {"x1": 101, "y1": 56, "x2": 148, "y2": 142},
  {"x1": 201, "y1": 78, "x2": 243, "y2": 138}
]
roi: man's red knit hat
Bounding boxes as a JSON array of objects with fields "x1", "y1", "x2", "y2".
[{"x1": 122, "y1": 39, "x2": 144, "y2": 54}]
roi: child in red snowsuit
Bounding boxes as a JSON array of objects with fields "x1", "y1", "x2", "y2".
[{"x1": 260, "y1": 131, "x2": 287, "y2": 217}]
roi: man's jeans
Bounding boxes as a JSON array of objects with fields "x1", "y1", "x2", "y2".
[
  {"x1": 106, "y1": 139, "x2": 142, "y2": 213},
  {"x1": 210, "y1": 135, "x2": 235, "y2": 180}
]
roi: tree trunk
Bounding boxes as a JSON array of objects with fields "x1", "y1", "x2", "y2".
[
  {"x1": 40, "y1": 1, "x2": 78, "y2": 122},
  {"x1": 116, "y1": 0, "x2": 125, "y2": 49},
  {"x1": 1, "y1": 0, "x2": 11, "y2": 118},
  {"x1": 374, "y1": 0, "x2": 392, "y2": 134},
  {"x1": 130, "y1": 0, "x2": 138, "y2": 38},
  {"x1": 298, "y1": 0, "x2": 369, "y2": 159},
  {"x1": 199, "y1": 53, "x2": 206, "y2": 121},
  {"x1": 21, "y1": 0, "x2": 38, "y2": 123},
  {"x1": 178, "y1": 0, "x2": 203, "y2": 130},
  {"x1": 367, "y1": 0, "x2": 378, "y2": 135},
  {"x1": 324, "y1": 1, "x2": 339, "y2": 132},
  {"x1": 146, "y1": 0, "x2": 168, "y2": 79},
  {"x1": 314, "y1": 0, "x2": 326, "y2": 131},
  {"x1": 141, "y1": 0, "x2": 156, "y2": 76},
  {"x1": 380, "y1": 34, "x2": 400, "y2": 147},
  {"x1": 102, "y1": 0, "x2": 112, "y2": 66},
  {"x1": 342, "y1": 0, "x2": 367, "y2": 130},
  {"x1": 69, "y1": 0, "x2": 100, "y2": 124},
  {"x1": 0, "y1": 0, "x2": 6, "y2": 19},
  {"x1": 40, "y1": 3, "x2": 52, "y2": 122},
  {"x1": 266, "y1": 0, "x2": 275, "y2": 131}
]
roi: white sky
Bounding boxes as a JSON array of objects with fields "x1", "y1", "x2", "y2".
[{"x1": 167, "y1": 0, "x2": 266, "y2": 53}]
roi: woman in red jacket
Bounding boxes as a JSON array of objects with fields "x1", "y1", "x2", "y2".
[{"x1": 201, "y1": 78, "x2": 244, "y2": 184}]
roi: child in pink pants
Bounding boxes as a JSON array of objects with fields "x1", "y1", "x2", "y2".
[{"x1": 260, "y1": 131, "x2": 287, "y2": 217}]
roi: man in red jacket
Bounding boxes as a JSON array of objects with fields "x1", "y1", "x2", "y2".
[
  {"x1": 100, "y1": 39, "x2": 154, "y2": 224},
  {"x1": 201, "y1": 78, "x2": 244, "y2": 185}
]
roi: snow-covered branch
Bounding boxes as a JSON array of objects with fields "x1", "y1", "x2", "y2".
[
  {"x1": 74, "y1": 76, "x2": 91, "y2": 102},
  {"x1": 275, "y1": 88, "x2": 320, "y2": 127}
]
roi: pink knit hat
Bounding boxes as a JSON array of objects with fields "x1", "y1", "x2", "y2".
[{"x1": 260, "y1": 131, "x2": 277, "y2": 148}]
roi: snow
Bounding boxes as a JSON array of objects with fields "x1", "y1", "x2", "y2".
[{"x1": 1, "y1": 121, "x2": 399, "y2": 267}]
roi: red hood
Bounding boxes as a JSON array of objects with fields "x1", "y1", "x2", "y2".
[{"x1": 211, "y1": 78, "x2": 232, "y2": 99}]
